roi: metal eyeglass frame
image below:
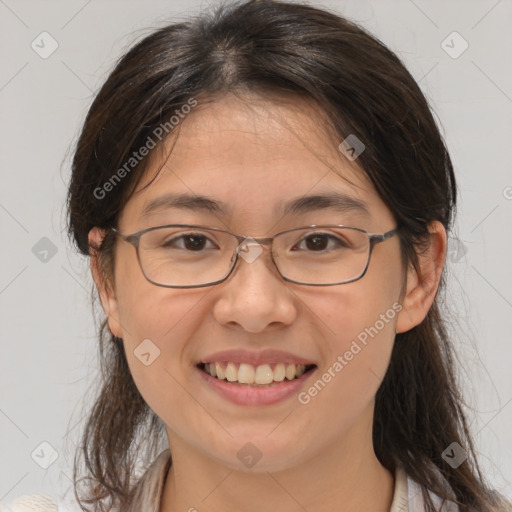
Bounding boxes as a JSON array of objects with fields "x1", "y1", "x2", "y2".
[{"x1": 111, "y1": 224, "x2": 399, "y2": 288}]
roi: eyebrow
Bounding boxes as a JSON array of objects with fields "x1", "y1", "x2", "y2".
[{"x1": 140, "y1": 191, "x2": 370, "y2": 219}]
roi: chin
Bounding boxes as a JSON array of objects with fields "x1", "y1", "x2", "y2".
[{"x1": 206, "y1": 434, "x2": 309, "y2": 473}]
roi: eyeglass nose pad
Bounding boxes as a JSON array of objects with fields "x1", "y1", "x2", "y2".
[{"x1": 235, "y1": 237, "x2": 264, "y2": 264}]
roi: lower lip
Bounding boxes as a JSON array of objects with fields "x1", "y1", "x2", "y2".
[{"x1": 196, "y1": 365, "x2": 317, "y2": 406}]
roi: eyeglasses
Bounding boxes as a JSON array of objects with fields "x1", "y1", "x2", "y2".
[{"x1": 111, "y1": 224, "x2": 399, "y2": 288}]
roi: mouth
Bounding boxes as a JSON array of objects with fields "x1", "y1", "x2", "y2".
[
  {"x1": 195, "y1": 349, "x2": 318, "y2": 405},
  {"x1": 197, "y1": 361, "x2": 317, "y2": 387}
]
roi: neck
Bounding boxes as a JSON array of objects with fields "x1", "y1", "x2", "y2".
[{"x1": 160, "y1": 410, "x2": 395, "y2": 512}]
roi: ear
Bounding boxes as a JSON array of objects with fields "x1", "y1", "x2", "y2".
[
  {"x1": 395, "y1": 221, "x2": 447, "y2": 334},
  {"x1": 88, "y1": 227, "x2": 123, "y2": 338}
]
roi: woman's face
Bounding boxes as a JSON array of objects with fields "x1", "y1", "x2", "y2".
[{"x1": 93, "y1": 92, "x2": 407, "y2": 472}]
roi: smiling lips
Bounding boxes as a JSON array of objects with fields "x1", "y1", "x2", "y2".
[
  {"x1": 200, "y1": 362, "x2": 313, "y2": 385},
  {"x1": 197, "y1": 350, "x2": 317, "y2": 405},
  {"x1": 197, "y1": 348, "x2": 317, "y2": 387}
]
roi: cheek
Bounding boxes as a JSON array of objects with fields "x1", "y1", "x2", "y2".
[
  {"x1": 297, "y1": 257, "x2": 402, "y2": 411},
  {"x1": 301, "y1": 276, "x2": 401, "y2": 355},
  {"x1": 318, "y1": 289, "x2": 397, "y2": 390},
  {"x1": 113, "y1": 249, "x2": 202, "y2": 341},
  {"x1": 114, "y1": 291, "x2": 201, "y2": 426},
  {"x1": 296, "y1": 300, "x2": 397, "y2": 446},
  {"x1": 111, "y1": 257, "x2": 209, "y2": 405}
]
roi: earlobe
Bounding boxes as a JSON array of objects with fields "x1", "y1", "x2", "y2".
[
  {"x1": 395, "y1": 221, "x2": 447, "y2": 334},
  {"x1": 88, "y1": 227, "x2": 123, "y2": 338}
]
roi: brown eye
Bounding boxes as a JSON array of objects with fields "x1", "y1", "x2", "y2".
[
  {"x1": 161, "y1": 234, "x2": 216, "y2": 251},
  {"x1": 293, "y1": 233, "x2": 349, "y2": 252}
]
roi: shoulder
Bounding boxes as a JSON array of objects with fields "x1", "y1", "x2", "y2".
[
  {"x1": 393, "y1": 465, "x2": 512, "y2": 512},
  {"x1": 2, "y1": 449, "x2": 173, "y2": 512},
  {"x1": 0, "y1": 493, "x2": 81, "y2": 512},
  {"x1": 391, "y1": 465, "x2": 459, "y2": 512},
  {"x1": 406, "y1": 471, "x2": 459, "y2": 511},
  {"x1": 124, "y1": 449, "x2": 172, "y2": 512}
]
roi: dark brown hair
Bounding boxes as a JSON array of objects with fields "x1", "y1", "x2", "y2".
[{"x1": 66, "y1": 1, "x2": 510, "y2": 510}]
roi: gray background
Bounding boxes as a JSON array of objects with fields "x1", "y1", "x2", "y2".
[{"x1": 1, "y1": 0, "x2": 511, "y2": 506}]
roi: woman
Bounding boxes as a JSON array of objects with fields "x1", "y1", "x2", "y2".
[{"x1": 12, "y1": 0, "x2": 511, "y2": 511}]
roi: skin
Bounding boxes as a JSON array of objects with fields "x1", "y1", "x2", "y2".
[{"x1": 89, "y1": 92, "x2": 446, "y2": 512}]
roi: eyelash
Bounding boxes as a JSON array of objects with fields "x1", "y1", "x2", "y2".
[{"x1": 162, "y1": 232, "x2": 348, "y2": 252}]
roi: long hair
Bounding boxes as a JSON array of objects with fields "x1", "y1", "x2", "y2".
[{"x1": 66, "y1": 1, "x2": 510, "y2": 510}]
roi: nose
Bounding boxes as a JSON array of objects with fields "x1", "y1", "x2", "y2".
[{"x1": 212, "y1": 244, "x2": 298, "y2": 333}]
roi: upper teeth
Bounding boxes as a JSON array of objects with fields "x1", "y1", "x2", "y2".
[{"x1": 204, "y1": 362, "x2": 307, "y2": 384}]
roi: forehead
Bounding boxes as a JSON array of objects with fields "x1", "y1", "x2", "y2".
[{"x1": 119, "y1": 92, "x2": 392, "y2": 232}]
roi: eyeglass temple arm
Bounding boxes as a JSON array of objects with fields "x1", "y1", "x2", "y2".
[
  {"x1": 369, "y1": 227, "x2": 399, "y2": 244},
  {"x1": 111, "y1": 227, "x2": 140, "y2": 246}
]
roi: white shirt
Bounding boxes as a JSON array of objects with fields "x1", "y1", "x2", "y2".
[{"x1": 1, "y1": 449, "x2": 461, "y2": 511}]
